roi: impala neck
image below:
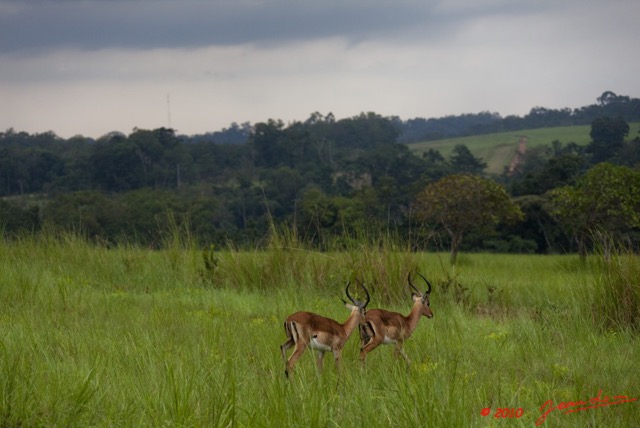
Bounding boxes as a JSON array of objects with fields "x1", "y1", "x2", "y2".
[
  {"x1": 341, "y1": 308, "x2": 361, "y2": 338},
  {"x1": 404, "y1": 300, "x2": 424, "y2": 336}
]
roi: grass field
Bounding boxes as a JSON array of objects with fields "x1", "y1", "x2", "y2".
[
  {"x1": 408, "y1": 122, "x2": 640, "y2": 175},
  {"x1": 1, "y1": 234, "x2": 639, "y2": 427}
]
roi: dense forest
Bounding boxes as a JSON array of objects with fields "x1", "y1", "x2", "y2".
[{"x1": 2, "y1": 91, "x2": 640, "y2": 256}]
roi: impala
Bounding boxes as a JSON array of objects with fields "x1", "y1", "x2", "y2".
[
  {"x1": 280, "y1": 281, "x2": 370, "y2": 377},
  {"x1": 359, "y1": 273, "x2": 433, "y2": 364}
]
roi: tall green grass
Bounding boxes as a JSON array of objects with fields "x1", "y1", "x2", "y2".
[
  {"x1": 1, "y1": 233, "x2": 638, "y2": 426},
  {"x1": 592, "y1": 250, "x2": 640, "y2": 331}
]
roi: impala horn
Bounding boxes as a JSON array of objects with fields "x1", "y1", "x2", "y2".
[
  {"x1": 344, "y1": 279, "x2": 370, "y2": 308},
  {"x1": 341, "y1": 281, "x2": 353, "y2": 305},
  {"x1": 407, "y1": 273, "x2": 421, "y2": 295},
  {"x1": 416, "y1": 272, "x2": 433, "y2": 295},
  {"x1": 355, "y1": 279, "x2": 371, "y2": 308}
]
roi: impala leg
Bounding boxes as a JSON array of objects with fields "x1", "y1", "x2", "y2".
[
  {"x1": 394, "y1": 343, "x2": 411, "y2": 364},
  {"x1": 360, "y1": 334, "x2": 383, "y2": 365},
  {"x1": 285, "y1": 343, "x2": 308, "y2": 377},
  {"x1": 332, "y1": 349, "x2": 342, "y2": 371},
  {"x1": 280, "y1": 338, "x2": 294, "y2": 365},
  {"x1": 316, "y1": 351, "x2": 325, "y2": 371},
  {"x1": 360, "y1": 323, "x2": 373, "y2": 349},
  {"x1": 359, "y1": 321, "x2": 378, "y2": 365}
]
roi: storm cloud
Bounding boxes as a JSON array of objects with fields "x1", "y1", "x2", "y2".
[
  {"x1": 0, "y1": 1, "x2": 542, "y2": 53},
  {"x1": 1, "y1": 0, "x2": 638, "y2": 138}
]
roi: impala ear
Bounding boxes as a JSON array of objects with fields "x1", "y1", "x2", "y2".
[{"x1": 341, "y1": 298, "x2": 356, "y2": 309}]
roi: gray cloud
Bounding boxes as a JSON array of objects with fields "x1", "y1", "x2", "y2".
[
  {"x1": 0, "y1": 0, "x2": 545, "y2": 54},
  {"x1": 1, "y1": 0, "x2": 639, "y2": 138}
]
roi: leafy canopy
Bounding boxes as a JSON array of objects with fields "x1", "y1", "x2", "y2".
[
  {"x1": 550, "y1": 162, "x2": 640, "y2": 237},
  {"x1": 414, "y1": 174, "x2": 524, "y2": 262}
]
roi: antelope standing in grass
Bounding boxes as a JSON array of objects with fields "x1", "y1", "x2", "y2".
[
  {"x1": 280, "y1": 281, "x2": 370, "y2": 377},
  {"x1": 359, "y1": 273, "x2": 433, "y2": 364}
]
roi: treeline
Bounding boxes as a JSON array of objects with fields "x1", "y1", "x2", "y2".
[
  {"x1": 1, "y1": 92, "x2": 640, "y2": 254},
  {"x1": 399, "y1": 90, "x2": 640, "y2": 142}
]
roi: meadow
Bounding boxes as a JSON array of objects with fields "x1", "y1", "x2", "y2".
[
  {"x1": 1, "y1": 234, "x2": 639, "y2": 427},
  {"x1": 408, "y1": 122, "x2": 640, "y2": 175}
]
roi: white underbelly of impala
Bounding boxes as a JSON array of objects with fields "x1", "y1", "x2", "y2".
[
  {"x1": 383, "y1": 336, "x2": 397, "y2": 345},
  {"x1": 310, "y1": 336, "x2": 332, "y2": 352}
]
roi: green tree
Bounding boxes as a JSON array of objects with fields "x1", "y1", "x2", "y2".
[
  {"x1": 43, "y1": 191, "x2": 114, "y2": 238},
  {"x1": 510, "y1": 194, "x2": 567, "y2": 253},
  {"x1": 90, "y1": 135, "x2": 144, "y2": 191},
  {"x1": 597, "y1": 90, "x2": 630, "y2": 106},
  {"x1": 327, "y1": 112, "x2": 400, "y2": 150},
  {"x1": 549, "y1": 163, "x2": 640, "y2": 258},
  {"x1": 587, "y1": 117, "x2": 629, "y2": 163},
  {"x1": 421, "y1": 149, "x2": 452, "y2": 179},
  {"x1": 128, "y1": 129, "x2": 164, "y2": 186},
  {"x1": 352, "y1": 143, "x2": 430, "y2": 223},
  {"x1": 414, "y1": 174, "x2": 524, "y2": 263},
  {"x1": 251, "y1": 119, "x2": 286, "y2": 168},
  {"x1": 0, "y1": 200, "x2": 41, "y2": 236},
  {"x1": 512, "y1": 153, "x2": 586, "y2": 196},
  {"x1": 262, "y1": 166, "x2": 303, "y2": 217},
  {"x1": 299, "y1": 187, "x2": 339, "y2": 242},
  {"x1": 449, "y1": 144, "x2": 487, "y2": 174}
]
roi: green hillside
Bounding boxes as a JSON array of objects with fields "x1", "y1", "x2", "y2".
[{"x1": 408, "y1": 122, "x2": 640, "y2": 175}]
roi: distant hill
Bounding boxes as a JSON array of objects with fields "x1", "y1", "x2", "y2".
[
  {"x1": 407, "y1": 122, "x2": 640, "y2": 175},
  {"x1": 398, "y1": 91, "x2": 640, "y2": 144}
]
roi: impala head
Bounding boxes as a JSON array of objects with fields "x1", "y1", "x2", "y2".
[
  {"x1": 408, "y1": 272, "x2": 433, "y2": 319},
  {"x1": 341, "y1": 280, "x2": 370, "y2": 323}
]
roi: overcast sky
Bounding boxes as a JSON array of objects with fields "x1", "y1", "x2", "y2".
[{"x1": 1, "y1": 0, "x2": 638, "y2": 139}]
